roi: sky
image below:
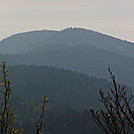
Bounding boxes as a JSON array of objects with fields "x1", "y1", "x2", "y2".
[{"x1": 0, "y1": 0, "x2": 134, "y2": 42}]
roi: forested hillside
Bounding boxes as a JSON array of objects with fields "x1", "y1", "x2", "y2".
[
  {"x1": 1, "y1": 45, "x2": 134, "y2": 87},
  {"x1": 7, "y1": 65, "x2": 112, "y2": 109},
  {"x1": 0, "y1": 27, "x2": 134, "y2": 133},
  {"x1": 1, "y1": 28, "x2": 134, "y2": 87},
  {"x1": 10, "y1": 97, "x2": 100, "y2": 134},
  {"x1": 0, "y1": 63, "x2": 105, "y2": 134},
  {"x1": 1, "y1": 0, "x2": 134, "y2": 132},
  {"x1": 6, "y1": 65, "x2": 133, "y2": 134}
]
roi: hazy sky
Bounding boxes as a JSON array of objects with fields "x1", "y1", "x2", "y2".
[{"x1": 0, "y1": 0, "x2": 134, "y2": 42}]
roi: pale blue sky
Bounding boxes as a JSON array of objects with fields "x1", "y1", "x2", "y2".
[{"x1": 0, "y1": 0, "x2": 134, "y2": 42}]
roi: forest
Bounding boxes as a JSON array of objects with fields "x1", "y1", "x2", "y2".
[
  {"x1": 0, "y1": 62, "x2": 102, "y2": 134},
  {"x1": 0, "y1": 28, "x2": 134, "y2": 134},
  {"x1": 0, "y1": 62, "x2": 133, "y2": 134}
]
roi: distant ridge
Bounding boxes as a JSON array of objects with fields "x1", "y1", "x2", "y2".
[
  {"x1": 1, "y1": 27, "x2": 134, "y2": 87},
  {"x1": 0, "y1": 30, "x2": 57, "y2": 54},
  {"x1": 0, "y1": 27, "x2": 134, "y2": 58}
]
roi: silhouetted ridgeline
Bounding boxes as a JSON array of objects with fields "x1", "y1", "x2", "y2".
[
  {"x1": 0, "y1": 28, "x2": 134, "y2": 87},
  {"x1": 0, "y1": 28, "x2": 134, "y2": 58}
]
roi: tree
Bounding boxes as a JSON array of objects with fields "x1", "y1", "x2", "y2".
[
  {"x1": 90, "y1": 68, "x2": 134, "y2": 134},
  {"x1": 0, "y1": 61, "x2": 23, "y2": 134},
  {"x1": 36, "y1": 97, "x2": 48, "y2": 134},
  {"x1": 0, "y1": 61, "x2": 49, "y2": 134}
]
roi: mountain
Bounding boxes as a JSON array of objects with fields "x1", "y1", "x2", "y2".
[
  {"x1": 0, "y1": 28, "x2": 134, "y2": 87},
  {"x1": 0, "y1": 30, "x2": 57, "y2": 54},
  {"x1": 8, "y1": 65, "x2": 112, "y2": 109},
  {"x1": 1, "y1": 28, "x2": 133, "y2": 134},
  {"x1": 1, "y1": 44, "x2": 134, "y2": 87},
  {"x1": 0, "y1": 28, "x2": 134, "y2": 58}
]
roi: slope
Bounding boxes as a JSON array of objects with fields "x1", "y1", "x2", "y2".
[
  {"x1": 0, "y1": 28, "x2": 134, "y2": 58},
  {"x1": 1, "y1": 44, "x2": 134, "y2": 87},
  {"x1": 8, "y1": 65, "x2": 112, "y2": 109},
  {"x1": 0, "y1": 30, "x2": 57, "y2": 54}
]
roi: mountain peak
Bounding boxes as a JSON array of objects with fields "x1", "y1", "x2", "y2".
[{"x1": 0, "y1": 27, "x2": 134, "y2": 56}]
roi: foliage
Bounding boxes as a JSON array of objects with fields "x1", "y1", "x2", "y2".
[
  {"x1": 0, "y1": 61, "x2": 23, "y2": 134},
  {"x1": 8, "y1": 65, "x2": 112, "y2": 109},
  {"x1": 1, "y1": 61, "x2": 133, "y2": 134},
  {"x1": 9, "y1": 96, "x2": 101, "y2": 134},
  {"x1": 0, "y1": 61, "x2": 101, "y2": 134},
  {"x1": 90, "y1": 68, "x2": 134, "y2": 134},
  {"x1": 0, "y1": 62, "x2": 49, "y2": 134}
]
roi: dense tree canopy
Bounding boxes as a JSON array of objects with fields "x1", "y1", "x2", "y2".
[{"x1": 7, "y1": 65, "x2": 112, "y2": 109}]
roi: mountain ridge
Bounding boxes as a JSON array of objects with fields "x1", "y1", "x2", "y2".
[
  {"x1": 1, "y1": 27, "x2": 134, "y2": 88},
  {"x1": 1, "y1": 44, "x2": 134, "y2": 87},
  {"x1": 1, "y1": 28, "x2": 133, "y2": 44},
  {"x1": 0, "y1": 27, "x2": 134, "y2": 58}
]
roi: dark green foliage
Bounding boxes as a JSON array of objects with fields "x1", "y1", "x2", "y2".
[
  {"x1": 0, "y1": 61, "x2": 14, "y2": 134},
  {"x1": 7, "y1": 65, "x2": 112, "y2": 109},
  {"x1": 10, "y1": 97, "x2": 101, "y2": 134},
  {"x1": 45, "y1": 110, "x2": 98, "y2": 134},
  {"x1": 0, "y1": 62, "x2": 23, "y2": 134}
]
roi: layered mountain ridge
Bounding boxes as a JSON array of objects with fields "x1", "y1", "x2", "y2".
[
  {"x1": 0, "y1": 27, "x2": 134, "y2": 87},
  {"x1": 0, "y1": 28, "x2": 134, "y2": 58}
]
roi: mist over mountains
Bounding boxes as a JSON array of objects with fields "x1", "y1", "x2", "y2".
[
  {"x1": 0, "y1": 30, "x2": 57, "y2": 54},
  {"x1": 0, "y1": 28, "x2": 134, "y2": 57},
  {"x1": 0, "y1": 27, "x2": 134, "y2": 87}
]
